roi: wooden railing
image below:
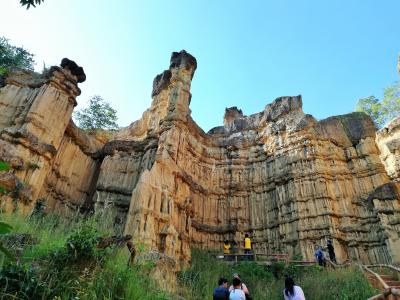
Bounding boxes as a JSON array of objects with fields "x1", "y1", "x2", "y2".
[
  {"x1": 363, "y1": 264, "x2": 400, "y2": 300},
  {"x1": 220, "y1": 252, "x2": 290, "y2": 264}
]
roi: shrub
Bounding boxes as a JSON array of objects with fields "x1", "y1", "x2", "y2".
[{"x1": 0, "y1": 263, "x2": 50, "y2": 299}]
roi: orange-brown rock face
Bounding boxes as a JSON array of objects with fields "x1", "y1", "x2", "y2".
[
  {"x1": 0, "y1": 60, "x2": 103, "y2": 214},
  {"x1": 1, "y1": 51, "x2": 400, "y2": 268},
  {"x1": 377, "y1": 117, "x2": 400, "y2": 182}
]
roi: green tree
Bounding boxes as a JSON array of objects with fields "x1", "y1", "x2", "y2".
[
  {"x1": 382, "y1": 81, "x2": 400, "y2": 122},
  {"x1": 355, "y1": 96, "x2": 385, "y2": 128},
  {"x1": 19, "y1": 0, "x2": 44, "y2": 9},
  {"x1": 356, "y1": 81, "x2": 400, "y2": 128},
  {"x1": 74, "y1": 95, "x2": 119, "y2": 131},
  {"x1": 0, "y1": 37, "x2": 35, "y2": 75}
]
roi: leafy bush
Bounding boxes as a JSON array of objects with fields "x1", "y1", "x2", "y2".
[
  {"x1": 0, "y1": 221, "x2": 14, "y2": 267},
  {"x1": 0, "y1": 37, "x2": 35, "y2": 75}
]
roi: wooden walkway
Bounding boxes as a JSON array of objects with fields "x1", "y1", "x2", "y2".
[{"x1": 217, "y1": 252, "x2": 316, "y2": 267}]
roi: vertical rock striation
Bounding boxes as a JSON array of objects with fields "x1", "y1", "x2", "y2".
[{"x1": 0, "y1": 51, "x2": 399, "y2": 268}]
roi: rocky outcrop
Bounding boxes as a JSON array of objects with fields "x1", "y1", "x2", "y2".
[
  {"x1": 1, "y1": 51, "x2": 400, "y2": 269},
  {"x1": 376, "y1": 117, "x2": 400, "y2": 182},
  {"x1": 0, "y1": 60, "x2": 104, "y2": 214}
]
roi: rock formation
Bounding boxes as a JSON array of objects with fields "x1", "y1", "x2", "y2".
[{"x1": 1, "y1": 51, "x2": 400, "y2": 269}]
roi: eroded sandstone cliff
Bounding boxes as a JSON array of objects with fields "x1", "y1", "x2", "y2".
[{"x1": 1, "y1": 51, "x2": 399, "y2": 269}]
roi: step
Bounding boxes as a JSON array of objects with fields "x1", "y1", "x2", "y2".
[
  {"x1": 379, "y1": 274, "x2": 397, "y2": 280},
  {"x1": 385, "y1": 281, "x2": 400, "y2": 286}
]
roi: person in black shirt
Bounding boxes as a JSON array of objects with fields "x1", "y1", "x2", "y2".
[{"x1": 327, "y1": 240, "x2": 337, "y2": 263}]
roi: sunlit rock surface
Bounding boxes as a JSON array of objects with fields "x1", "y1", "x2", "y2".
[{"x1": 1, "y1": 51, "x2": 400, "y2": 268}]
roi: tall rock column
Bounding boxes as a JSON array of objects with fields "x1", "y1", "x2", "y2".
[
  {"x1": 0, "y1": 59, "x2": 85, "y2": 213},
  {"x1": 92, "y1": 51, "x2": 197, "y2": 269}
]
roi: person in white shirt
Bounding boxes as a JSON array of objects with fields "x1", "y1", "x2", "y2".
[
  {"x1": 228, "y1": 273, "x2": 249, "y2": 295},
  {"x1": 283, "y1": 276, "x2": 305, "y2": 300},
  {"x1": 229, "y1": 277, "x2": 246, "y2": 300}
]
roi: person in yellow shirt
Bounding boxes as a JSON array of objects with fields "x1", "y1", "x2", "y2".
[
  {"x1": 224, "y1": 240, "x2": 231, "y2": 255},
  {"x1": 244, "y1": 234, "x2": 252, "y2": 259}
]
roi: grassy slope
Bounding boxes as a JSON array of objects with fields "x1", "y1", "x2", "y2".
[
  {"x1": 177, "y1": 250, "x2": 379, "y2": 300},
  {"x1": 0, "y1": 213, "x2": 168, "y2": 300},
  {"x1": 0, "y1": 214, "x2": 379, "y2": 300}
]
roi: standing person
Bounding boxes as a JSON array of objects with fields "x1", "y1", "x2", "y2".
[
  {"x1": 229, "y1": 277, "x2": 246, "y2": 300},
  {"x1": 314, "y1": 246, "x2": 326, "y2": 267},
  {"x1": 244, "y1": 234, "x2": 252, "y2": 260},
  {"x1": 326, "y1": 240, "x2": 337, "y2": 263},
  {"x1": 229, "y1": 273, "x2": 251, "y2": 299},
  {"x1": 224, "y1": 240, "x2": 231, "y2": 255},
  {"x1": 224, "y1": 240, "x2": 232, "y2": 261},
  {"x1": 213, "y1": 277, "x2": 230, "y2": 300},
  {"x1": 283, "y1": 276, "x2": 305, "y2": 300}
]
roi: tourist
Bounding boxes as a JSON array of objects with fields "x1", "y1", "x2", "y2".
[
  {"x1": 314, "y1": 246, "x2": 326, "y2": 267},
  {"x1": 244, "y1": 234, "x2": 252, "y2": 260},
  {"x1": 231, "y1": 241, "x2": 238, "y2": 254},
  {"x1": 229, "y1": 273, "x2": 251, "y2": 299},
  {"x1": 229, "y1": 277, "x2": 246, "y2": 300},
  {"x1": 283, "y1": 276, "x2": 305, "y2": 300},
  {"x1": 224, "y1": 240, "x2": 231, "y2": 255},
  {"x1": 326, "y1": 240, "x2": 337, "y2": 263},
  {"x1": 213, "y1": 277, "x2": 230, "y2": 300}
]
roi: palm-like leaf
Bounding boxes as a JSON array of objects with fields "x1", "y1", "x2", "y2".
[{"x1": 0, "y1": 222, "x2": 12, "y2": 235}]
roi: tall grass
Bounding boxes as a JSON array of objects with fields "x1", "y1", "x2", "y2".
[
  {"x1": 0, "y1": 213, "x2": 169, "y2": 300},
  {"x1": 0, "y1": 214, "x2": 379, "y2": 300},
  {"x1": 177, "y1": 249, "x2": 379, "y2": 300}
]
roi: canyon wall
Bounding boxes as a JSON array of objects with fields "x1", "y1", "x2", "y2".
[{"x1": 0, "y1": 52, "x2": 399, "y2": 268}]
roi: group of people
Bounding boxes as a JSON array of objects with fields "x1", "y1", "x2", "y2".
[
  {"x1": 215, "y1": 237, "x2": 336, "y2": 299},
  {"x1": 224, "y1": 234, "x2": 252, "y2": 256},
  {"x1": 213, "y1": 274, "x2": 305, "y2": 300},
  {"x1": 213, "y1": 273, "x2": 250, "y2": 300},
  {"x1": 314, "y1": 240, "x2": 337, "y2": 266}
]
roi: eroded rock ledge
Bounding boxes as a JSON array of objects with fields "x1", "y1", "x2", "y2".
[{"x1": 1, "y1": 52, "x2": 399, "y2": 269}]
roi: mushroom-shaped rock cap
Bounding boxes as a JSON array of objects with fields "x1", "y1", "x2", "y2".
[
  {"x1": 61, "y1": 58, "x2": 86, "y2": 83},
  {"x1": 170, "y1": 50, "x2": 197, "y2": 77}
]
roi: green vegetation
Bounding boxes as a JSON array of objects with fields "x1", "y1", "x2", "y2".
[
  {"x1": 0, "y1": 37, "x2": 35, "y2": 76},
  {"x1": 19, "y1": 0, "x2": 44, "y2": 9},
  {"x1": 74, "y1": 95, "x2": 119, "y2": 132},
  {"x1": 0, "y1": 213, "x2": 379, "y2": 299},
  {"x1": 177, "y1": 249, "x2": 379, "y2": 300},
  {"x1": 356, "y1": 81, "x2": 400, "y2": 128},
  {"x1": 0, "y1": 213, "x2": 168, "y2": 300},
  {"x1": 0, "y1": 221, "x2": 14, "y2": 268},
  {"x1": 0, "y1": 161, "x2": 11, "y2": 195}
]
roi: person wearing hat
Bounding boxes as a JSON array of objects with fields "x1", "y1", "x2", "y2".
[{"x1": 229, "y1": 273, "x2": 249, "y2": 296}]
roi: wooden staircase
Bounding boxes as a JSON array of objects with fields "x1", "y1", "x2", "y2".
[{"x1": 363, "y1": 264, "x2": 400, "y2": 300}]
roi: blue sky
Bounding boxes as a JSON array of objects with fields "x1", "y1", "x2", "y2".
[{"x1": 1, "y1": 0, "x2": 399, "y2": 131}]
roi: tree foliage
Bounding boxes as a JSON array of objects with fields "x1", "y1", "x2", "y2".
[
  {"x1": 74, "y1": 95, "x2": 119, "y2": 131},
  {"x1": 19, "y1": 0, "x2": 44, "y2": 9},
  {"x1": 0, "y1": 37, "x2": 35, "y2": 75},
  {"x1": 356, "y1": 81, "x2": 400, "y2": 128}
]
